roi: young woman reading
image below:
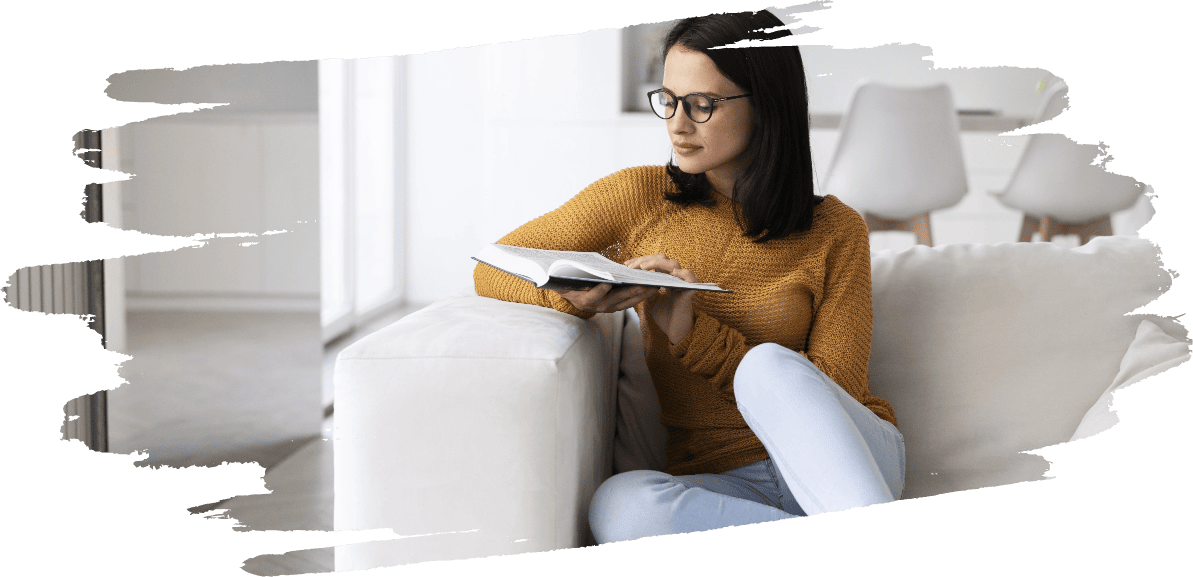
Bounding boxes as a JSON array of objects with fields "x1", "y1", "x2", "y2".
[{"x1": 473, "y1": 10, "x2": 904, "y2": 542}]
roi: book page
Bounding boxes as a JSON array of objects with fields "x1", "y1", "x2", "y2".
[
  {"x1": 605, "y1": 266, "x2": 722, "y2": 289},
  {"x1": 485, "y1": 244, "x2": 729, "y2": 292},
  {"x1": 547, "y1": 250, "x2": 727, "y2": 291},
  {"x1": 475, "y1": 244, "x2": 549, "y2": 286},
  {"x1": 492, "y1": 245, "x2": 616, "y2": 281},
  {"x1": 491, "y1": 244, "x2": 602, "y2": 270},
  {"x1": 548, "y1": 264, "x2": 613, "y2": 282}
]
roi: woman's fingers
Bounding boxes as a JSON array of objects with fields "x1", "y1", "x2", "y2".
[
  {"x1": 587, "y1": 283, "x2": 615, "y2": 298},
  {"x1": 556, "y1": 283, "x2": 612, "y2": 311},
  {"x1": 610, "y1": 286, "x2": 656, "y2": 310},
  {"x1": 625, "y1": 254, "x2": 680, "y2": 273},
  {"x1": 624, "y1": 255, "x2": 667, "y2": 269},
  {"x1": 557, "y1": 283, "x2": 610, "y2": 301},
  {"x1": 600, "y1": 285, "x2": 652, "y2": 312},
  {"x1": 671, "y1": 268, "x2": 698, "y2": 283},
  {"x1": 625, "y1": 255, "x2": 700, "y2": 284},
  {"x1": 560, "y1": 284, "x2": 654, "y2": 313}
]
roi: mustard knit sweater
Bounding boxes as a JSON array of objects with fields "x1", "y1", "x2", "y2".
[{"x1": 473, "y1": 165, "x2": 895, "y2": 476}]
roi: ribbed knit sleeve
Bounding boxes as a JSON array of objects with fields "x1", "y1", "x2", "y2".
[
  {"x1": 472, "y1": 166, "x2": 663, "y2": 318},
  {"x1": 669, "y1": 310, "x2": 750, "y2": 396},
  {"x1": 805, "y1": 207, "x2": 895, "y2": 425}
]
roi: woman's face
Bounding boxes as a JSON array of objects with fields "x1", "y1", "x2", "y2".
[{"x1": 661, "y1": 46, "x2": 754, "y2": 196}]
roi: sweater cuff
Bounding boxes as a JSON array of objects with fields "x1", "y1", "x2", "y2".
[
  {"x1": 668, "y1": 310, "x2": 716, "y2": 366},
  {"x1": 546, "y1": 289, "x2": 596, "y2": 319}
]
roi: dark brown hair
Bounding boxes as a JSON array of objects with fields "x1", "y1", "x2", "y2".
[{"x1": 662, "y1": 10, "x2": 820, "y2": 242}]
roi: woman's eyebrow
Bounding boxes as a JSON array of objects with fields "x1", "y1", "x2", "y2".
[{"x1": 660, "y1": 86, "x2": 725, "y2": 98}]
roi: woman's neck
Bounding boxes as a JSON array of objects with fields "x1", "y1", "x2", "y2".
[
  {"x1": 705, "y1": 154, "x2": 749, "y2": 200},
  {"x1": 705, "y1": 169, "x2": 737, "y2": 201}
]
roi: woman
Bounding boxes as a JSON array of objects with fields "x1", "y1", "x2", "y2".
[{"x1": 473, "y1": 10, "x2": 904, "y2": 543}]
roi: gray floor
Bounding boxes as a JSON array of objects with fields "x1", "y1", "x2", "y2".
[
  {"x1": 108, "y1": 304, "x2": 426, "y2": 576},
  {"x1": 234, "y1": 415, "x2": 336, "y2": 575},
  {"x1": 110, "y1": 311, "x2": 323, "y2": 470}
]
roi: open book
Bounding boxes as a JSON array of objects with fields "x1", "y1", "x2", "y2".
[{"x1": 472, "y1": 243, "x2": 731, "y2": 293}]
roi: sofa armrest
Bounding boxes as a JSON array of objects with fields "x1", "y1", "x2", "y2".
[{"x1": 333, "y1": 295, "x2": 623, "y2": 570}]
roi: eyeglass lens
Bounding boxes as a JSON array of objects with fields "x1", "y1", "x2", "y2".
[{"x1": 650, "y1": 91, "x2": 714, "y2": 123}]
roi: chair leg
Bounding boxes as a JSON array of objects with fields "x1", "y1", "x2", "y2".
[
  {"x1": 1040, "y1": 215, "x2": 1114, "y2": 245},
  {"x1": 1019, "y1": 215, "x2": 1040, "y2": 243},
  {"x1": 863, "y1": 213, "x2": 933, "y2": 246},
  {"x1": 1077, "y1": 216, "x2": 1114, "y2": 245},
  {"x1": 863, "y1": 213, "x2": 885, "y2": 235},
  {"x1": 912, "y1": 214, "x2": 932, "y2": 246},
  {"x1": 1040, "y1": 216, "x2": 1056, "y2": 243}
]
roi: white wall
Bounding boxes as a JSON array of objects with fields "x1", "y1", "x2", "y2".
[
  {"x1": 802, "y1": 44, "x2": 1053, "y2": 118},
  {"x1": 111, "y1": 62, "x2": 320, "y2": 311},
  {"x1": 404, "y1": 29, "x2": 671, "y2": 303},
  {"x1": 107, "y1": 60, "x2": 318, "y2": 114}
]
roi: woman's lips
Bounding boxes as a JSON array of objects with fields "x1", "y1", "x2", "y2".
[{"x1": 673, "y1": 143, "x2": 701, "y2": 156}]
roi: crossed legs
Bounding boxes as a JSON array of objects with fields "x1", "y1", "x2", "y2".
[{"x1": 589, "y1": 343, "x2": 904, "y2": 543}]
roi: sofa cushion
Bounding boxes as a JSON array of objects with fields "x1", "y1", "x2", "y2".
[
  {"x1": 1069, "y1": 319, "x2": 1189, "y2": 441},
  {"x1": 612, "y1": 308, "x2": 668, "y2": 474},
  {"x1": 867, "y1": 236, "x2": 1172, "y2": 499}
]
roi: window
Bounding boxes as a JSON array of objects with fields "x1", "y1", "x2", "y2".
[{"x1": 319, "y1": 57, "x2": 407, "y2": 343}]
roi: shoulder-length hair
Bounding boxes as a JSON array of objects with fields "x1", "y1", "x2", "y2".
[{"x1": 661, "y1": 10, "x2": 820, "y2": 242}]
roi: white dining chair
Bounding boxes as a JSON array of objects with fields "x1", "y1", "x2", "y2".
[
  {"x1": 992, "y1": 83, "x2": 1145, "y2": 245},
  {"x1": 820, "y1": 83, "x2": 968, "y2": 246}
]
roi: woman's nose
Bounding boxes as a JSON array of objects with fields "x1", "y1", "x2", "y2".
[{"x1": 667, "y1": 107, "x2": 694, "y2": 134}]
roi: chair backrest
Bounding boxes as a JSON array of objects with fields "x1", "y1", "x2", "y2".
[
  {"x1": 997, "y1": 135, "x2": 1143, "y2": 222},
  {"x1": 1033, "y1": 80, "x2": 1069, "y2": 124},
  {"x1": 821, "y1": 83, "x2": 968, "y2": 221},
  {"x1": 995, "y1": 84, "x2": 1144, "y2": 222}
]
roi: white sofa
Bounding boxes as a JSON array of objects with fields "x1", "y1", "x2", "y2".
[{"x1": 333, "y1": 236, "x2": 1186, "y2": 571}]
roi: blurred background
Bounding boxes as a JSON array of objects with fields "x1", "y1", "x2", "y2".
[
  {"x1": 102, "y1": 61, "x2": 322, "y2": 471},
  {"x1": 5, "y1": 6, "x2": 1154, "y2": 575}
]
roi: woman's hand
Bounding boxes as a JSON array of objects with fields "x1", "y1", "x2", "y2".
[
  {"x1": 551, "y1": 283, "x2": 654, "y2": 314},
  {"x1": 624, "y1": 254, "x2": 699, "y2": 345}
]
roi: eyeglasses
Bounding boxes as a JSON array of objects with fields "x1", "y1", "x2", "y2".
[{"x1": 646, "y1": 88, "x2": 751, "y2": 123}]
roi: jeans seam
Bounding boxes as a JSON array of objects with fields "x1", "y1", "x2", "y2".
[
  {"x1": 763, "y1": 459, "x2": 787, "y2": 512},
  {"x1": 737, "y1": 403, "x2": 826, "y2": 514},
  {"x1": 676, "y1": 466, "x2": 781, "y2": 510},
  {"x1": 728, "y1": 472, "x2": 780, "y2": 509}
]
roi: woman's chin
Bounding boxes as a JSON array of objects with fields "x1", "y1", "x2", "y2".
[{"x1": 673, "y1": 157, "x2": 705, "y2": 175}]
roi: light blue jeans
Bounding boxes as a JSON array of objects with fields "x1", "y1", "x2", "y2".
[{"x1": 589, "y1": 343, "x2": 905, "y2": 543}]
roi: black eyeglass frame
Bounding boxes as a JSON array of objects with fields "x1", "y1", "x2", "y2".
[{"x1": 645, "y1": 88, "x2": 752, "y2": 123}]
